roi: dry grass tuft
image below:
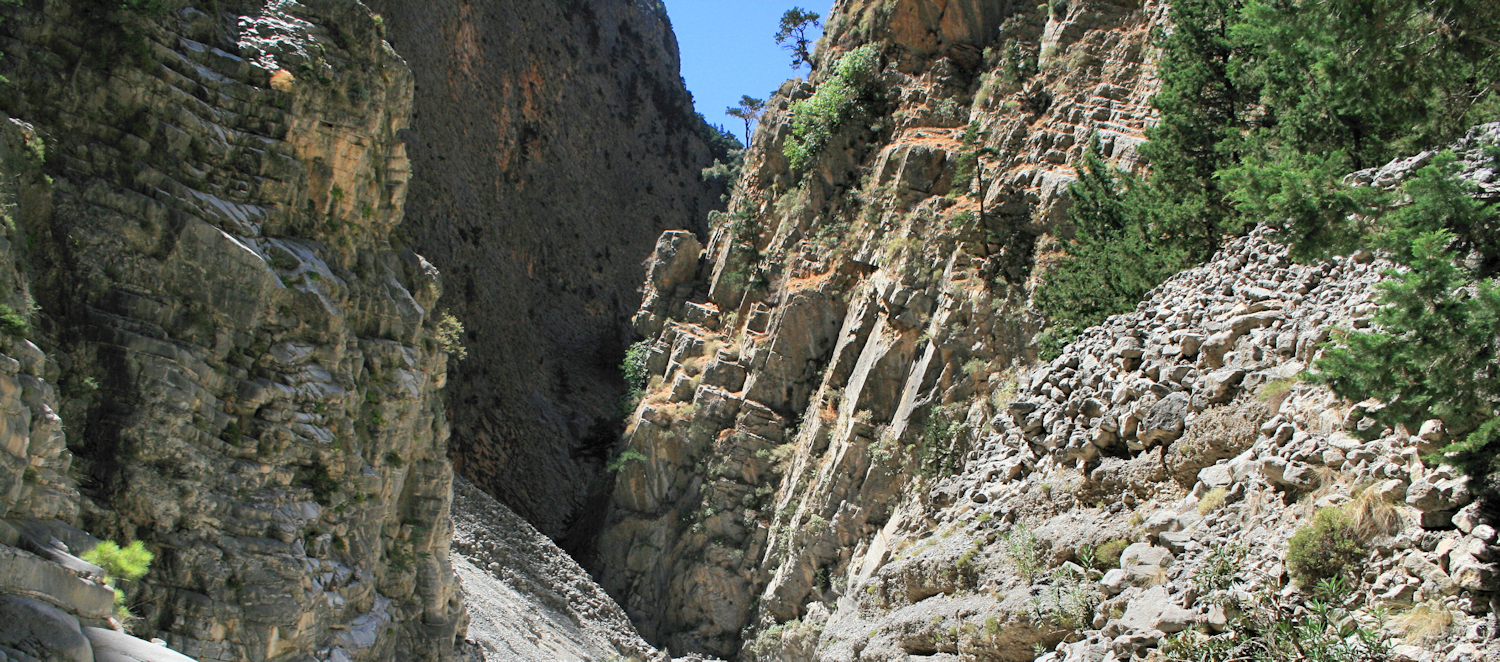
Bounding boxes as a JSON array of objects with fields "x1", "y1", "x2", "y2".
[
  {"x1": 1344, "y1": 483, "x2": 1404, "y2": 540},
  {"x1": 1396, "y1": 600, "x2": 1455, "y2": 644},
  {"x1": 1198, "y1": 487, "x2": 1229, "y2": 515}
]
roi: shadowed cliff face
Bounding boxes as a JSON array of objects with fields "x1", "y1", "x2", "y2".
[{"x1": 365, "y1": 0, "x2": 722, "y2": 547}]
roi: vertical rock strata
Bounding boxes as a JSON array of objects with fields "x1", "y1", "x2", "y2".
[
  {"x1": 599, "y1": 1, "x2": 1499, "y2": 661},
  {"x1": 599, "y1": 0, "x2": 1167, "y2": 655},
  {"x1": 363, "y1": 0, "x2": 724, "y2": 546},
  {"x1": 0, "y1": 2, "x2": 464, "y2": 660}
]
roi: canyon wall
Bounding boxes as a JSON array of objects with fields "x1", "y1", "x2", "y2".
[
  {"x1": 0, "y1": 1, "x2": 466, "y2": 660},
  {"x1": 364, "y1": 0, "x2": 725, "y2": 548},
  {"x1": 597, "y1": 0, "x2": 1500, "y2": 660}
]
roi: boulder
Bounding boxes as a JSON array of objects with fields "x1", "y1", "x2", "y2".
[
  {"x1": 1119, "y1": 543, "x2": 1174, "y2": 587},
  {"x1": 1138, "y1": 394, "x2": 1190, "y2": 446},
  {"x1": 85, "y1": 626, "x2": 200, "y2": 662},
  {"x1": 0, "y1": 595, "x2": 92, "y2": 662},
  {"x1": 1406, "y1": 476, "x2": 1472, "y2": 513}
]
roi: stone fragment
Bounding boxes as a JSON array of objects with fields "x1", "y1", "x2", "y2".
[
  {"x1": 1259, "y1": 457, "x2": 1321, "y2": 492},
  {"x1": 1138, "y1": 393, "x2": 1190, "y2": 446},
  {"x1": 1119, "y1": 543, "x2": 1174, "y2": 587},
  {"x1": 1406, "y1": 476, "x2": 1471, "y2": 513}
]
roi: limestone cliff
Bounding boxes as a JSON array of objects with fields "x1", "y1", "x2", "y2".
[
  {"x1": 598, "y1": 1, "x2": 1500, "y2": 660},
  {"x1": 0, "y1": 2, "x2": 464, "y2": 660},
  {"x1": 363, "y1": 0, "x2": 725, "y2": 548}
]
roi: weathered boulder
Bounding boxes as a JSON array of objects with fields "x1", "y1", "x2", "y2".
[{"x1": 1138, "y1": 394, "x2": 1191, "y2": 447}]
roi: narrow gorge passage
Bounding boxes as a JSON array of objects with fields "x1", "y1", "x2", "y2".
[{"x1": 0, "y1": 1, "x2": 1496, "y2": 662}]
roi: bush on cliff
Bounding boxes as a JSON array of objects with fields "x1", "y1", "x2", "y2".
[{"x1": 784, "y1": 44, "x2": 881, "y2": 171}]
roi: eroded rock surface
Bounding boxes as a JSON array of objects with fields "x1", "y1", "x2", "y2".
[
  {"x1": 0, "y1": 2, "x2": 464, "y2": 660},
  {"x1": 364, "y1": 0, "x2": 726, "y2": 547},
  {"x1": 596, "y1": 1, "x2": 1500, "y2": 660}
]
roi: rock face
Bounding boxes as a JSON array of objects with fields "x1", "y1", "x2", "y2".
[
  {"x1": 596, "y1": 0, "x2": 1500, "y2": 660},
  {"x1": 596, "y1": 0, "x2": 1167, "y2": 656},
  {"x1": 363, "y1": 0, "x2": 725, "y2": 546},
  {"x1": 449, "y1": 476, "x2": 670, "y2": 662},
  {"x1": 0, "y1": 2, "x2": 465, "y2": 660}
]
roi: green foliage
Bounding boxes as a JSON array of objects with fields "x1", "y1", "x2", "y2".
[
  {"x1": 917, "y1": 402, "x2": 966, "y2": 477},
  {"x1": 83, "y1": 540, "x2": 153, "y2": 582},
  {"x1": 298, "y1": 462, "x2": 340, "y2": 506},
  {"x1": 1036, "y1": 0, "x2": 1500, "y2": 345},
  {"x1": 1286, "y1": 507, "x2": 1367, "y2": 588},
  {"x1": 775, "y1": 8, "x2": 821, "y2": 70},
  {"x1": 606, "y1": 448, "x2": 648, "y2": 472},
  {"x1": 949, "y1": 151, "x2": 978, "y2": 195},
  {"x1": 784, "y1": 45, "x2": 881, "y2": 171},
  {"x1": 1001, "y1": 524, "x2": 1043, "y2": 583},
  {"x1": 726, "y1": 95, "x2": 765, "y2": 145},
  {"x1": 1092, "y1": 538, "x2": 1129, "y2": 571},
  {"x1": 0, "y1": 304, "x2": 27, "y2": 338},
  {"x1": 1159, "y1": 576, "x2": 1390, "y2": 662},
  {"x1": 622, "y1": 340, "x2": 651, "y2": 390},
  {"x1": 1315, "y1": 156, "x2": 1500, "y2": 482},
  {"x1": 384, "y1": 450, "x2": 403, "y2": 467},
  {"x1": 1036, "y1": 134, "x2": 1189, "y2": 334},
  {"x1": 694, "y1": 112, "x2": 743, "y2": 162},
  {"x1": 436, "y1": 312, "x2": 467, "y2": 360}
]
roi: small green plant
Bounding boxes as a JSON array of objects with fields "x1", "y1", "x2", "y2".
[
  {"x1": 384, "y1": 451, "x2": 404, "y2": 467},
  {"x1": 606, "y1": 448, "x2": 648, "y2": 472},
  {"x1": 1194, "y1": 544, "x2": 1246, "y2": 600},
  {"x1": 298, "y1": 462, "x2": 339, "y2": 505},
  {"x1": 83, "y1": 540, "x2": 153, "y2": 625},
  {"x1": 0, "y1": 304, "x2": 28, "y2": 338},
  {"x1": 1158, "y1": 576, "x2": 1390, "y2": 662},
  {"x1": 1001, "y1": 524, "x2": 1042, "y2": 583},
  {"x1": 1286, "y1": 507, "x2": 1367, "y2": 587},
  {"x1": 1093, "y1": 538, "x2": 1130, "y2": 570},
  {"x1": 435, "y1": 312, "x2": 467, "y2": 360}
]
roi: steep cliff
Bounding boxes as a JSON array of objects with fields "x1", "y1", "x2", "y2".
[
  {"x1": 597, "y1": 0, "x2": 1165, "y2": 655},
  {"x1": 0, "y1": 2, "x2": 465, "y2": 660},
  {"x1": 597, "y1": 1, "x2": 1499, "y2": 660},
  {"x1": 363, "y1": 0, "x2": 725, "y2": 547}
]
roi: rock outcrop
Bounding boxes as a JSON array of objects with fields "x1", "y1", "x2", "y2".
[
  {"x1": 0, "y1": 2, "x2": 465, "y2": 660},
  {"x1": 597, "y1": 0, "x2": 1167, "y2": 656},
  {"x1": 597, "y1": 1, "x2": 1500, "y2": 660},
  {"x1": 363, "y1": 0, "x2": 726, "y2": 548}
]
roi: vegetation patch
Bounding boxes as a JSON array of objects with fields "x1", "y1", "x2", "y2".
[{"x1": 784, "y1": 44, "x2": 882, "y2": 171}]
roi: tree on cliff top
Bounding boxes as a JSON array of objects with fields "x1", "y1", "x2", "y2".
[
  {"x1": 776, "y1": 8, "x2": 821, "y2": 71},
  {"x1": 727, "y1": 95, "x2": 765, "y2": 145}
]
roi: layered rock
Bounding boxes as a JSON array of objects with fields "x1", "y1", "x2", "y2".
[
  {"x1": 597, "y1": 0, "x2": 1167, "y2": 656},
  {"x1": 597, "y1": 1, "x2": 1499, "y2": 660},
  {"x1": 0, "y1": 2, "x2": 464, "y2": 660},
  {"x1": 363, "y1": 0, "x2": 725, "y2": 547}
]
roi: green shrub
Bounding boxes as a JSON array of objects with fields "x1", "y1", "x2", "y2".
[
  {"x1": 784, "y1": 45, "x2": 882, "y2": 171},
  {"x1": 1093, "y1": 538, "x2": 1130, "y2": 570},
  {"x1": 0, "y1": 304, "x2": 28, "y2": 338},
  {"x1": 83, "y1": 539, "x2": 154, "y2": 625},
  {"x1": 1286, "y1": 507, "x2": 1367, "y2": 587},
  {"x1": 1159, "y1": 576, "x2": 1390, "y2": 662},
  {"x1": 1197, "y1": 487, "x2": 1228, "y2": 515},
  {"x1": 83, "y1": 540, "x2": 153, "y2": 582},
  {"x1": 1001, "y1": 524, "x2": 1043, "y2": 582},
  {"x1": 435, "y1": 312, "x2": 467, "y2": 360},
  {"x1": 606, "y1": 448, "x2": 648, "y2": 472}
]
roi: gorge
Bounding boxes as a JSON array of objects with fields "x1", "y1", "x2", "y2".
[{"x1": 0, "y1": 1, "x2": 1496, "y2": 662}]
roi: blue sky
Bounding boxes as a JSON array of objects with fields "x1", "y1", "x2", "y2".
[{"x1": 665, "y1": 0, "x2": 835, "y2": 144}]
